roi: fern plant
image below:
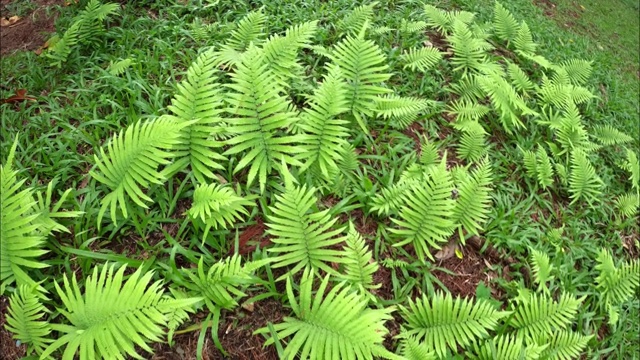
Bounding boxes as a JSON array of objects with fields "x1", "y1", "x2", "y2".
[
  {"x1": 400, "y1": 47, "x2": 443, "y2": 72},
  {"x1": 530, "y1": 248, "x2": 554, "y2": 295},
  {"x1": 451, "y1": 158, "x2": 493, "y2": 240},
  {"x1": 396, "y1": 335, "x2": 437, "y2": 360},
  {"x1": 595, "y1": 248, "x2": 640, "y2": 306},
  {"x1": 509, "y1": 292, "x2": 582, "y2": 340},
  {"x1": 90, "y1": 116, "x2": 186, "y2": 225},
  {"x1": 256, "y1": 269, "x2": 396, "y2": 360},
  {"x1": 535, "y1": 331, "x2": 593, "y2": 360},
  {"x1": 266, "y1": 166, "x2": 346, "y2": 279},
  {"x1": 165, "y1": 48, "x2": 227, "y2": 184},
  {"x1": 4, "y1": 284, "x2": 52, "y2": 356},
  {"x1": 568, "y1": 150, "x2": 603, "y2": 205},
  {"x1": 216, "y1": 10, "x2": 267, "y2": 67},
  {"x1": 390, "y1": 159, "x2": 456, "y2": 262},
  {"x1": 223, "y1": 47, "x2": 305, "y2": 193},
  {"x1": 493, "y1": 2, "x2": 520, "y2": 45},
  {"x1": 337, "y1": 224, "x2": 381, "y2": 301},
  {"x1": 337, "y1": 2, "x2": 379, "y2": 36},
  {"x1": 40, "y1": 263, "x2": 200, "y2": 360},
  {"x1": 399, "y1": 291, "x2": 509, "y2": 358},
  {"x1": 467, "y1": 334, "x2": 546, "y2": 360}
]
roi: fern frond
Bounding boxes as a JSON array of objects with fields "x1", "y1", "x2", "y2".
[
  {"x1": 182, "y1": 255, "x2": 261, "y2": 310},
  {"x1": 4, "y1": 284, "x2": 52, "y2": 356},
  {"x1": 167, "y1": 48, "x2": 227, "y2": 183},
  {"x1": 447, "y1": 99, "x2": 491, "y2": 124},
  {"x1": 521, "y1": 146, "x2": 538, "y2": 179},
  {"x1": 257, "y1": 269, "x2": 394, "y2": 359},
  {"x1": 41, "y1": 264, "x2": 200, "y2": 360},
  {"x1": 397, "y1": 335, "x2": 437, "y2": 360},
  {"x1": 452, "y1": 158, "x2": 493, "y2": 238},
  {"x1": 478, "y1": 72, "x2": 537, "y2": 133},
  {"x1": 595, "y1": 249, "x2": 640, "y2": 305},
  {"x1": 591, "y1": 125, "x2": 634, "y2": 146},
  {"x1": 615, "y1": 192, "x2": 639, "y2": 218},
  {"x1": 224, "y1": 48, "x2": 304, "y2": 193},
  {"x1": 493, "y1": 2, "x2": 520, "y2": 44},
  {"x1": 530, "y1": 248, "x2": 554, "y2": 294},
  {"x1": 517, "y1": 50, "x2": 554, "y2": 69},
  {"x1": 468, "y1": 334, "x2": 547, "y2": 360},
  {"x1": 260, "y1": 21, "x2": 318, "y2": 87},
  {"x1": 536, "y1": 145, "x2": 555, "y2": 189},
  {"x1": 390, "y1": 159, "x2": 456, "y2": 262},
  {"x1": 559, "y1": 59, "x2": 593, "y2": 85},
  {"x1": 400, "y1": 291, "x2": 508, "y2": 358},
  {"x1": 513, "y1": 21, "x2": 537, "y2": 54},
  {"x1": 107, "y1": 58, "x2": 135, "y2": 76},
  {"x1": 536, "y1": 331, "x2": 593, "y2": 360},
  {"x1": 46, "y1": 21, "x2": 81, "y2": 66},
  {"x1": 90, "y1": 116, "x2": 185, "y2": 225},
  {"x1": 555, "y1": 106, "x2": 590, "y2": 155},
  {"x1": 507, "y1": 62, "x2": 534, "y2": 94},
  {"x1": 1, "y1": 137, "x2": 48, "y2": 291},
  {"x1": 447, "y1": 20, "x2": 490, "y2": 77},
  {"x1": 448, "y1": 75, "x2": 485, "y2": 102},
  {"x1": 370, "y1": 178, "x2": 418, "y2": 216},
  {"x1": 75, "y1": 0, "x2": 119, "y2": 43},
  {"x1": 375, "y1": 95, "x2": 434, "y2": 120},
  {"x1": 457, "y1": 130, "x2": 488, "y2": 163},
  {"x1": 338, "y1": 224, "x2": 380, "y2": 299},
  {"x1": 165, "y1": 288, "x2": 195, "y2": 346},
  {"x1": 266, "y1": 167, "x2": 346, "y2": 280},
  {"x1": 328, "y1": 31, "x2": 392, "y2": 132},
  {"x1": 424, "y1": 5, "x2": 475, "y2": 35},
  {"x1": 188, "y1": 184, "x2": 255, "y2": 238},
  {"x1": 337, "y1": 2, "x2": 378, "y2": 36},
  {"x1": 400, "y1": 47, "x2": 443, "y2": 72},
  {"x1": 216, "y1": 10, "x2": 267, "y2": 66},
  {"x1": 510, "y1": 292, "x2": 582, "y2": 340},
  {"x1": 400, "y1": 19, "x2": 428, "y2": 34},
  {"x1": 620, "y1": 149, "x2": 639, "y2": 190},
  {"x1": 568, "y1": 150, "x2": 603, "y2": 205},
  {"x1": 298, "y1": 68, "x2": 350, "y2": 180}
]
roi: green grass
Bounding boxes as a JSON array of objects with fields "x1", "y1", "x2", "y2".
[{"x1": 0, "y1": 0, "x2": 638, "y2": 359}]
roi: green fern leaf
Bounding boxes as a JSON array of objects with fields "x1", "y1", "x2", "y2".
[
  {"x1": 536, "y1": 331, "x2": 593, "y2": 360},
  {"x1": 41, "y1": 264, "x2": 200, "y2": 360},
  {"x1": 400, "y1": 291, "x2": 509, "y2": 358},
  {"x1": 257, "y1": 269, "x2": 394, "y2": 359},
  {"x1": 216, "y1": 10, "x2": 267, "y2": 67},
  {"x1": 371, "y1": 178, "x2": 419, "y2": 216},
  {"x1": 510, "y1": 292, "x2": 582, "y2": 340},
  {"x1": 182, "y1": 255, "x2": 261, "y2": 311},
  {"x1": 397, "y1": 335, "x2": 437, "y2": 360},
  {"x1": 530, "y1": 248, "x2": 554, "y2": 294},
  {"x1": 400, "y1": 19, "x2": 428, "y2": 34},
  {"x1": 390, "y1": 159, "x2": 456, "y2": 262},
  {"x1": 478, "y1": 72, "x2": 537, "y2": 133},
  {"x1": 591, "y1": 125, "x2": 634, "y2": 146},
  {"x1": 507, "y1": 62, "x2": 534, "y2": 94},
  {"x1": 266, "y1": 167, "x2": 346, "y2": 279},
  {"x1": 400, "y1": 47, "x2": 443, "y2": 72},
  {"x1": 558, "y1": 59, "x2": 593, "y2": 86},
  {"x1": 223, "y1": 47, "x2": 305, "y2": 193},
  {"x1": 447, "y1": 20, "x2": 491, "y2": 77},
  {"x1": 298, "y1": 67, "x2": 350, "y2": 180},
  {"x1": 448, "y1": 75, "x2": 485, "y2": 103},
  {"x1": 468, "y1": 334, "x2": 547, "y2": 360},
  {"x1": 188, "y1": 184, "x2": 255, "y2": 239},
  {"x1": 424, "y1": 5, "x2": 475, "y2": 35},
  {"x1": 328, "y1": 31, "x2": 392, "y2": 132},
  {"x1": 615, "y1": 192, "x2": 639, "y2": 218},
  {"x1": 338, "y1": 223, "x2": 380, "y2": 300},
  {"x1": 536, "y1": 145, "x2": 555, "y2": 189},
  {"x1": 90, "y1": 116, "x2": 185, "y2": 225},
  {"x1": 595, "y1": 249, "x2": 640, "y2": 305},
  {"x1": 568, "y1": 150, "x2": 603, "y2": 205},
  {"x1": 107, "y1": 58, "x2": 135, "y2": 76},
  {"x1": 1, "y1": 137, "x2": 48, "y2": 291},
  {"x1": 375, "y1": 95, "x2": 435, "y2": 120},
  {"x1": 337, "y1": 2, "x2": 379, "y2": 36},
  {"x1": 4, "y1": 284, "x2": 52, "y2": 356},
  {"x1": 457, "y1": 130, "x2": 488, "y2": 163},
  {"x1": 452, "y1": 158, "x2": 493, "y2": 238},
  {"x1": 620, "y1": 148, "x2": 639, "y2": 190},
  {"x1": 513, "y1": 21, "x2": 537, "y2": 54},
  {"x1": 166, "y1": 48, "x2": 227, "y2": 183},
  {"x1": 493, "y1": 2, "x2": 520, "y2": 44},
  {"x1": 447, "y1": 99, "x2": 491, "y2": 124}
]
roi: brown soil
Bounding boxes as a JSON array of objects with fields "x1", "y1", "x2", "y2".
[
  {"x1": 0, "y1": 0, "x2": 63, "y2": 56},
  {"x1": 434, "y1": 243, "x2": 491, "y2": 298}
]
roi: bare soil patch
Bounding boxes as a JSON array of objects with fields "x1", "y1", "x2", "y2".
[{"x1": 0, "y1": 0, "x2": 63, "y2": 56}]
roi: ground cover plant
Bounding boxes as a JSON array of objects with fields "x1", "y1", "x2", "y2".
[{"x1": 1, "y1": 0, "x2": 638, "y2": 359}]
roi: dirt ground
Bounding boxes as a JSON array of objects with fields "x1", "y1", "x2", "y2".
[{"x1": 0, "y1": 0, "x2": 63, "y2": 56}]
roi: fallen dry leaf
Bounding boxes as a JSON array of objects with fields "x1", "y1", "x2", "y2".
[
  {"x1": 1, "y1": 89, "x2": 37, "y2": 104},
  {"x1": 0, "y1": 16, "x2": 21, "y2": 27}
]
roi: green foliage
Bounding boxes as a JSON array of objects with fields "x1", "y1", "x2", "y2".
[
  {"x1": 256, "y1": 269, "x2": 394, "y2": 360},
  {"x1": 493, "y1": 2, "x2": 520, "y2": 44},
  {"x1": 266, "y1": 167, "x2": 346, "y2": 280},
  {"x1": 181, "y1": 255, "x2": 261, "y2": 311},
  {"x1": 188, "y1": 184, "x2": 255, "y2": 238},
  {"x1": 107, "y1": 58, "x2": 135, "y2": 76},
  {"x1": 338, "y1": 224, "x2": 380, "y2": 299},
  {"x1": 451, "y1": 158, "x2": 493, "y2": 238},
  {"x1": 620, "y1": 149, "x2": 639, "y2": 190},
  {"x1": 224, "y1": 47, "x2": 304, "y2": 193},
  {"x1": 91, "y1": 116, "x2": 185, "y2": 225},
  {"x1": 447, "y1": 20, "x2": 491, "y2": 77},
  {"x1": 536, "y1": 331, "x2": 593, "y2": 360},
  {"x1": 615, "y1": 192, "x2": 639, "y2": 218},
  {"x1": 216, "y1": 10, "x2": 267, "y2": 66},
  {"x1": 509, "y1": 292, "x2": 582, "y2": 340},
  {"x1": 166, "y1": 48, "x2": 226, "y2": 183},
  {"x1": 595, "y1": 249, "x2": 640, "y2": 305},
  {"x1": 4, "y1": 284, "x2": 52, "y2": 356},
  {"x1": 591, "y1": 125, "x2": 634, "y2": 146},
  {"x1": 41, "y1": 264, "x2": 199, "y2": 360},
  {"x1": 513, "y1": 21, "x2": 537, "y2": 54},
  {"x1": 457, "y1": 129, "x2": 488, "y2": 162},
  {"x1": 568, "y1": 150, "x2": 603, "y2": 205},
  {"x1": 424, "y1": 4, "x2": 475, "y2": 35},
  {"x1": 1, "y1": 137, "x2": 48, "y2": 292},
  {"x1": 467, "y1": 334, "x2": 546, "y2": 360},
  {"x1": 400, "y1": 47, "x2": 443, "y2": 72},
  {"x1": 397, "y1": 336, "x2": 437, "y2": 360},
  {"x1": 390, "y1": 159, "x2": 456, "y2": 262},
  {"x1": 530, "y1": 248, "x2": 554, "y2": 294},
  {"x1": 399, "y1": 292, "x2": 508, "y2": 358},
  {"x1": 337, "y1": 2, "x2": 378, "y2": 36}
]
